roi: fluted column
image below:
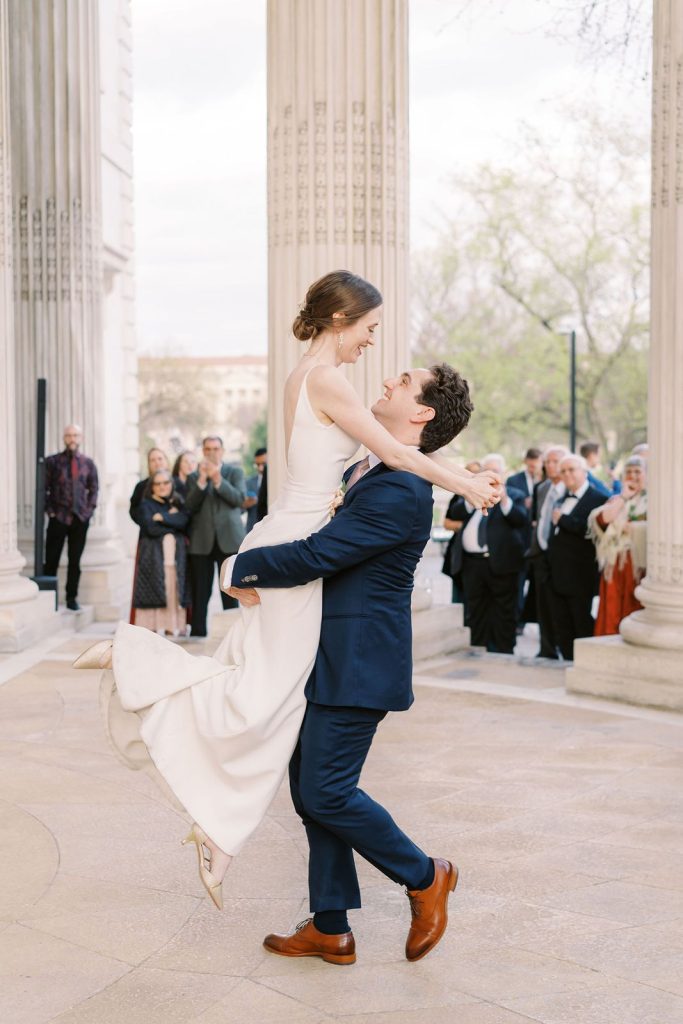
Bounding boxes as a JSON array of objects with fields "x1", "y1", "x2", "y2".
[
  {"x1": 9, "y1": 0, "x2": 128, "y2": 618},
  {"x1": 568, "y1": 0, "x2": 683, "y2": 709},
  {"x1": 620, "y1": 0, "x2": 683, "y2": 651},
  {"x1": 266, "y1": 0, "x2": 409, "y2": 496},
  {"x1": 0, "y1": 0, "x2": 56, "y2": 650}
]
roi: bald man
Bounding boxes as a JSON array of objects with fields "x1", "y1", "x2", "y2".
[{"x1": 44, "y1": 424, "x2": 99, "y2": 611}]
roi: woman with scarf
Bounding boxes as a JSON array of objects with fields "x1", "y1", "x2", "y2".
[{"x1": 589, "y1": 456, "x2": 647, "y2": 636}]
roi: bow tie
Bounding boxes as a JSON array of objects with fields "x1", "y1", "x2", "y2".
[{"x1": 566, "y1": 492, "x2": 578, "y2": 499}]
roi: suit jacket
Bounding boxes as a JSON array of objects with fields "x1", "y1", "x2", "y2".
[
  {"x1": 547, "y1": 485, "x2": 604, "y2": 597},
  {"x1": 446, "y1": 489, "x2": 529, "y2": 578},
  {"x1": 587, "y1": 471, "x2": 612, "y2": 499},
  {"x1": 185, "y1": 463, "x2": 246, "y2": 555},
  {"x1": 507, "y1": 470, "x2": 535, "y2": 548},
  {"x1": 528, "y1": 478, "x2": 554, "y2": 558},
  {"x1": 231, "y1": 462, "x2": 433, "y2": 712}
]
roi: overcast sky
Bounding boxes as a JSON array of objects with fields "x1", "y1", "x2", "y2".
[{"x1": 132, "y1": 0, "x2": 649, "y2": 357}]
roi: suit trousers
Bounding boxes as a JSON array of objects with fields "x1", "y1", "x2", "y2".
[
  {"x1": 189, "y1": 541, "x2": 238, "y2": 636},
  {"x1": 44, "y1": 515, "x2": 89, "y2": 603},
  {"x1": 530, "y1": 552, "x2": 559, "y2": 658},
  {"x1": 461, "y1": 554, "x2": 518, "y2": 654},
  {"x1": 289, "y1": 703, "x2": 431, "y2": 912},
  {"x1": 550, "y1": 589, "x2": 595, "y2": 660}
]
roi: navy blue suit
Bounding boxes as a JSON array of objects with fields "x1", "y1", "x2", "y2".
[{"x1": 231, "y1": 461, "x2": 434, "y2": 911}]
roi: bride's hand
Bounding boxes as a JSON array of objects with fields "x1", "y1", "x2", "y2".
[
  {"x1": 227, "y1": 586, "x2": 261, "y2": 607},
  {"x1": 460, "y1": 470, "x2": 502, "y2": 512}
]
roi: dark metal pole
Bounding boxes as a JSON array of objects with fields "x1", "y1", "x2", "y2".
[
  {"x1": 569, "y1": 329, "x2": 577, "y2": 452},
  {"x1": 34, "y1": 378, "x2": 47, "y2": 576}
]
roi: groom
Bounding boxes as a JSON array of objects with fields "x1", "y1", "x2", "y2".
[{"x1": 228, "y1": 364, "x2": 476, "y2": 965}]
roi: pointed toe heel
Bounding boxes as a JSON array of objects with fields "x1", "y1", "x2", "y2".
[
  {"x1": 182, "y1": 824, "x2": 224, "y2": 911},
  {"x1": 73, "y1": 640, "x2": 113, "y2": 670}
]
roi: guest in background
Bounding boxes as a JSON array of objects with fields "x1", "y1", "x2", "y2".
[
  {"x1": 527, "y1": 446, "x2": 568, "y2": 658},
  {"x1": 130, "y1": 448, "x2": 169, "y2": 525},
  {"x1": 589, "y1": 456, "x2": 647, "y2": 636},
  {"x1": 172, "y1": 450, "x2": 197, "y2": 501},
  {"x1": 507, "y1": 448, "x2": 543, "y2": 509},
  {"x1": 446, "y1": 454, "x2": 528, "y2": 654},
  {"x1": 547, "y1": 454, "x2": 605, "y2": 660},
  {"x1": 631, "y1": 442, "x2": 649, "y2": 460},
  {"x1": 132, "y1": 470, "x2": 191, "y2": 636},
  {"x1": 256, "y1": 463, "x2": 268, "y2": 522},
  {"x1": 507, "y1": 447, "x2": 543, "y2": 627},
  {"x1": 442, "y1": 460, "x2": 483, "y2": 606},
  {"x1": 243, "y1": 447, "x2": 267, "y2": 534},
  {"x1": 44, "y1": 424, "x2": 99, "y2": 611},
  {"x1": 579, "y1": 441, "x2": 614, "y2": 498},
  {"x1": 185, "y1": 435, "x2": 246, "y2": 636}
]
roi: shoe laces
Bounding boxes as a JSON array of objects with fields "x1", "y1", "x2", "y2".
[
  {"x1": 407, "y1": 890, "x2": 422, "y2": 917},
  {"x1": 294, "y1": 918, "x2": 312, "y2": 933}
]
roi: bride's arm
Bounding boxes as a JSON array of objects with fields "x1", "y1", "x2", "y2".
[{"x1": 310, "y1": 367, "x2": 499, "y2": 507}]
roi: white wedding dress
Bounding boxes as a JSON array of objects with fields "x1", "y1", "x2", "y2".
[{"x1": 104, "y1": 370, "x2": 359, "y2": 855}]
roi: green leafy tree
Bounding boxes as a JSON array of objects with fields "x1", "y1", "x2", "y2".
[
  {"x1": 242, "y1": 410, "x2": 267, "y2": 476},
  {"x1": 412, "y1": 108, "x2": 649, "y2": 464}
]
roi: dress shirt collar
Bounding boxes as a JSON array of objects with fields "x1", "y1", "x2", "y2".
[
  {"x1": 368, "y1": 452, "x2": 382, "y2": 470},
  {"x1": 568, "y1": 480, "x2": 589, "y2": 501}
]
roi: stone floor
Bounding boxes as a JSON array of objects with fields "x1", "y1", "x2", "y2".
[{"x1": 1, "y1": 624, "x2": 683, "y2": 1024}]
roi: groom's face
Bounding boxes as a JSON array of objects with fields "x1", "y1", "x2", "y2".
[{"x1": 371, "y1": 368, "x2": 435, "y2": 432}]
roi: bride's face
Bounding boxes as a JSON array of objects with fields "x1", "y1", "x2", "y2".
[{"x1": 338, "y1": 307, "x2": 382, "y2": 364}]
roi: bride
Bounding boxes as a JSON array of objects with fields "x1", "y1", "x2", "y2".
[{"x1": 75, "y1": 270, "x2": 500, "y2": 910}]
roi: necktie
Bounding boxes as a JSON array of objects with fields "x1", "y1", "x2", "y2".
[
  {"x1": 71, "y1": 453, "x2": 80, "y2": 516},
  {"x1": 539, "y1": 486, "x2": 558, "y2": 547},
  {"x1": 476, "y1": 513, "x2": 488, "y2": 549},
  {"x1": 347, "y1": 455, "x2": 371, "y2": 490}
]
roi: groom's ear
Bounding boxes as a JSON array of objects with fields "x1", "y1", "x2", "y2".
[{"x1": 411, "y1": 404, "x2": 436, "y2": 424}]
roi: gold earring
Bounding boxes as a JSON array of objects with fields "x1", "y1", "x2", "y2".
[{"x1": 337, "y1": 333, "x2": 344, "y2": 352}]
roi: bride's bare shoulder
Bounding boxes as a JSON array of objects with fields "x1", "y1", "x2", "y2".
[{"x1": 305, "y1": 363, "x2": 355, "y2": 397}]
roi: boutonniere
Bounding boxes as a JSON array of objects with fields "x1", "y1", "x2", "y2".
[{"x1": 328, "y1": 480, "x2": 347, "y2": 518}]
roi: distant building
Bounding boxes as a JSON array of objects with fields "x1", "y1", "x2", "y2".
[{"x1": 138, "y1": 354, "x2": 268, "y2": 460}]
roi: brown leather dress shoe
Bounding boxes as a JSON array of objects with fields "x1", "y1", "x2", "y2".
[
  {"x1": 405, "y1": 858, "x2": 459, "y2": 962},
  {"x1": 263, "y1": 918, "x2": 356, "y2": 966}
]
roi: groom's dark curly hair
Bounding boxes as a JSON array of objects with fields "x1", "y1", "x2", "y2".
[{"x1": 417, "y1": 364, "x2": 474, "y2": 454}]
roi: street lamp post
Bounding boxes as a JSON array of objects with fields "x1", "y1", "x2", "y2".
[{"x1": 569, "y1": 329, "x2": 577, "y2": 452}]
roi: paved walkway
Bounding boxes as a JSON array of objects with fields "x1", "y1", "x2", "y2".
[{"x1": 1, "y1": 626, "x2": 682, "y2": 1024}]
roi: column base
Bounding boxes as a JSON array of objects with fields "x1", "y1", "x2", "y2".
[
  {"x1": 74, "y1": 560, "x2": 133, "y2": 621},
  {"x1": 0, "y1": 590, "x2": 62, "y2": 653},
  {"x1": 412, "y1": 603, "x2": 470, "y2": 663},
  {"x1": 566, "y1": 635, "x2": 683, "y2": 712}
]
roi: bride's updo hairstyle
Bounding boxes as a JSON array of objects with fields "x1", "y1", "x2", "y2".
[{"x1": 292, "y1": 270, "x2": 382, "y2": 342}]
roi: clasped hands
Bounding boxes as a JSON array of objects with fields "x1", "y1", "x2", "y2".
[{"x1": 467, "y1": 470, "x2": 504, "y2": 515}]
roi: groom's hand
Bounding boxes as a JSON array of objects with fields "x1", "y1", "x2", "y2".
[{"x1": 227, "y1": 586, "x2": 261, "y2": 607}]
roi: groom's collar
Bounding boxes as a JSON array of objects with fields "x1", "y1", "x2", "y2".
[{"x1": 367, "y1": 445, "x2": 419, "y2": 471}]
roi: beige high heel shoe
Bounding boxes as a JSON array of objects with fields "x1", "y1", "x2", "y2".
[
  {"x1": 182, "y1": 824, "x2": 224, "y2": 911},
  {"x1": 73, "y1": 640, "x2": 113, "y2": 670}
]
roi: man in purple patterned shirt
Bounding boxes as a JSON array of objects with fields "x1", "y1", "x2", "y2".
[{"x1": 44, "y1": 424, "x2": 99, "y2": 611}]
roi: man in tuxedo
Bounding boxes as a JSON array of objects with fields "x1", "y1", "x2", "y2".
[
  {"x1": 227, "y1": 364, "x2": 482, "y2": 965},
  {"x1": 185, "y1": 435, "x2": 246, "y2": 636},
  {"x1": 242, "y1": 447, "x2": 267, "y2": 534},
  {"x1": 547, "y1": 454, "x2": 604, "y2": 660},
  {"x1": 528, "y1": 446, "x2": 568, "y2": 658},
  {"x1": 44, "y1": 424, "x2": 99, "y2": 611},
  {"x1": 446, "y1": 454, "x2": 528, "y2": 654},
  {"x1": 506, "y1": 447, "x2": 543, "y2": 626}
]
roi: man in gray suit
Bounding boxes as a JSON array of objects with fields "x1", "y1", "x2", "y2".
[
  {"x1": 528, "y1": 445, "x2": 568, "y2": 658},
  {"x1": 185, "y1": 435, "x2": 246, "y2": 636}
]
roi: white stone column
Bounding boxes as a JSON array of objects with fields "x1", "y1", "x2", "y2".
[
  {"x1": 266, "y1": 0, "x2": 409, "y2": 497},
  {"x1": 567, "y1": 0, "x2": 683, "y2": 709},
  {"x1": 0, "y1": 0, "x2": 58, "y2": 650},
  {"x1": 9, "y1": 0, "x2": 129, "y2": 619}
]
